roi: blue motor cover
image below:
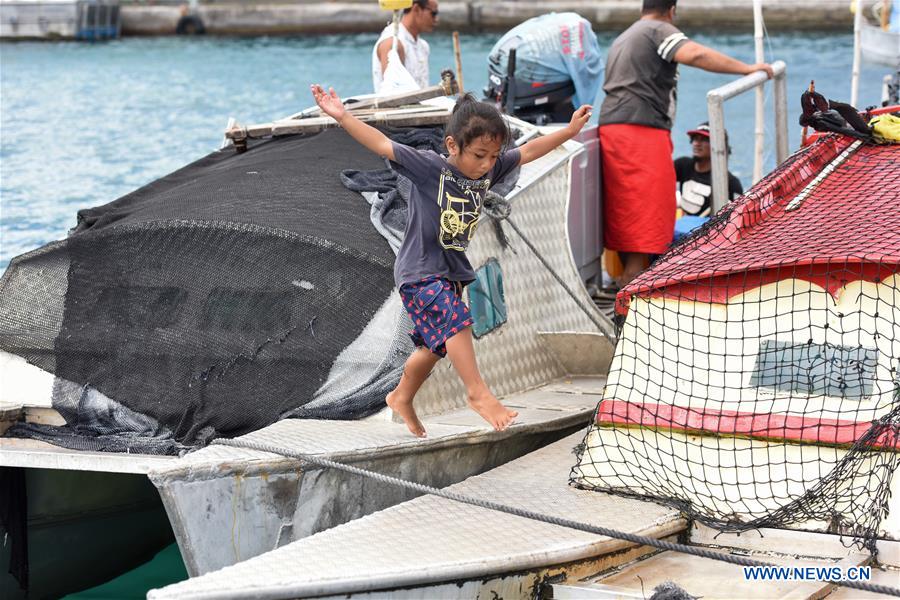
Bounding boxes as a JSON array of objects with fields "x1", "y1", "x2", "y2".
[{"x1": 487, "y1": 12, "x2": 603, "y2": 108}]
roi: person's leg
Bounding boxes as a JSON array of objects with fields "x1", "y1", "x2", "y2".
[
  {"x1": 386, "y1": 347, "x2": 441, "y2": 437},
  {"x1": 600, "y1": 125, "x2": 676, "y2": 287},
  {"x1": 618, "y1": 252, "x2": 650, "y2": 287},
  {"x1": 444, "y1": 328, "x2": 518, "y2": 431}
]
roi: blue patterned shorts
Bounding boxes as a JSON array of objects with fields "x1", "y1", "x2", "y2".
[{"x1": 399, "y1": 276, "x2": 474, "y2": 358}]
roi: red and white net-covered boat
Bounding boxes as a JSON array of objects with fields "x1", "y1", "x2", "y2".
[{"x1": 573, "y1": 121, "x2": 900, "y2": 549}]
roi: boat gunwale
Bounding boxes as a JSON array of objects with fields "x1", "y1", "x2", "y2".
[{"x1": 146, "y1": 403, "x2": 596, "y2": 484}]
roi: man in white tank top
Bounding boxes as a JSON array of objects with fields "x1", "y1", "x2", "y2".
[{"x1": 372, "y1": 0, "x2": 438, "y2": 92}]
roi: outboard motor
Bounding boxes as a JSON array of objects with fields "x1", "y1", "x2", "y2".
[{"x1": 484, "y1": 12, "x2": 603, "y2": 125}]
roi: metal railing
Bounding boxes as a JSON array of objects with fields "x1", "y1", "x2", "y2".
[{"x1": 707, "y1": 60, "x2": 788, "y2": 212}]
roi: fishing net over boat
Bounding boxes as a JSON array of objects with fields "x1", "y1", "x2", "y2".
[
  {"x1": 0, "y1": 129, "x2": 435, "y2": 454},
  {"x1": 572, "y1": 133, "x2": 900, "y2": 552}
]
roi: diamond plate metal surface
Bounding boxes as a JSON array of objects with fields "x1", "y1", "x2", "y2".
[
  {"x1": 413, "y1": 145, "x2": 605, "y2": 417},
  {"x1": 165, "y1": 419, "x2": 473, "y2": 468},
  {"x1": 423, "y1": 406, "x2": 582, "y2": 429},
  {"x1": 541, "y1": 376, "x2": 609, "y2": 396},
  {"x1": 501, "y1": 384, "x2": 607, "y2": 411},
  {"x1": 151, "y1": 377, "x2": 601, "y2": 475},
  {"x1": 149, "y1": 433, "x2": 683, "y2": 600}
]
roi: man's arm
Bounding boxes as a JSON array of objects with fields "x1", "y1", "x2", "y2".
[
  {"x1": 673, "y1": 41, "x2": 774, "y2": 79},
  {"x1": 311, "y1": 84, "x2": 395, "y2": 161},
  {"x1": 376, "y1": 37, "x2": 406, "y2": 75}
]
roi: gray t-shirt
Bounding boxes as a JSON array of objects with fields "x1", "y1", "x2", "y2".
[
  {"x1": 599, "y1": 19, "x2": 690, "y2": 130},
  {"x1": 390, "y1": 142, "x2": 521, "y2": 286}
]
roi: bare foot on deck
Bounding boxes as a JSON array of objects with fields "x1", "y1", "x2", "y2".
[
  {"x1": 468, "y1": 391, "x2": 518, "y2": 431},
  {"x1": 386, "y1": 391, "x2": 427, "y2": 438}
]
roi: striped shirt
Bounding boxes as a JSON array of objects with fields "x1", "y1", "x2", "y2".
[{"x1": 599, "y1": 19, "x2": 690, "y2": 130}]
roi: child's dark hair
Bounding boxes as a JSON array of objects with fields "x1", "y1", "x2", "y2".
[{"x1": 446, "y1": 93, "x2": 510, "y2": 152}]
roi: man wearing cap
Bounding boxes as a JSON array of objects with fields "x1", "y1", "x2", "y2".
[
  {"x1": 599, "y1": 0, "x2": 772, "y2": 285},
  {"x1": 372, "y1": 0, "x2": 439, "y2": 92},
  {"x1": 674, "y1": 122, "x2": 743, "y2": 217}
]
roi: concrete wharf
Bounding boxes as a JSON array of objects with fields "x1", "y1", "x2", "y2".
[{"x1": 120, "y1": 0, "x2": 860, "y2": 36}]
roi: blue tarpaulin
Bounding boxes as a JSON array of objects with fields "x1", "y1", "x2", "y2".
[
  {"x1": 487, "y1": 12, "x2": 604, "y2": 108},
  {"x1": 673, "y1": 215, "x2": 709, "y2": 242}
]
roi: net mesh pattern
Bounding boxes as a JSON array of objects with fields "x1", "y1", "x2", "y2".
[
  {"x1": 0, "y1": 130, "x2": 413, "y2": 453},
  {"x1": 572, "y1": 135, "x2": 900, "y2": 552}
]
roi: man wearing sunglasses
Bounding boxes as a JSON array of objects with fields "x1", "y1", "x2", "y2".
[{"x1": 373, "y1": 0, "x2": 439, "y2": 92}]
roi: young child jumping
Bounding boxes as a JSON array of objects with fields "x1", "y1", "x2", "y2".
[{"x1": 311, "y1": 85, "x2": 592, "y2": 437}]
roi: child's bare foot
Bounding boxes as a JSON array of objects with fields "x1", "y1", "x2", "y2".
[
  {"x1": 386, "y1": 391, "x2": 427, "y2": 438},
  {"x1": 468, "y1": 391, "x2": 518, "y2": 431}
]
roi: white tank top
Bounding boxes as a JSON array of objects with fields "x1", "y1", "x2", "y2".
[{"x1": 371, "y1": 22, "x2": 430, "y2": 92}]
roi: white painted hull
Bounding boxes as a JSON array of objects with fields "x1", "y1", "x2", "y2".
[
  {"x1": 862, "y1": 22, "x2": 900, "y2": 67},
  {"x1": 574, "y1": 274, "x2": 900, "y2": 541},
  {"x1": 577, "y1": 426, "x2": 900, "y2": 539},
  {"x1": 606, "y1": 276, "x2": 899, "y2": 415}
]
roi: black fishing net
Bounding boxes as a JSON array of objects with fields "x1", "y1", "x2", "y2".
[
  {"x1": 572, "y1": 134, "x2": 900, "y2": 553},
  {"x1": 0, "y1": 129, "x2": 418, "y2": 454}
]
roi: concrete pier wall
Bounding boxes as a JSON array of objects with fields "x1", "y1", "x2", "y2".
[{"x1": 120, "y1": 0, "x2": 862, "y2": 36}]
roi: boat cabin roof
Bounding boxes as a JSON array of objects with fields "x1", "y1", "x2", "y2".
[{"x1": 618, "y1": 135, "x2": 900, "y2": 312}]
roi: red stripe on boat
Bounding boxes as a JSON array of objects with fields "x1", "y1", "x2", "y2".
[{"x1": 595, "y1": 399, "x2": 899, "y2": 449}]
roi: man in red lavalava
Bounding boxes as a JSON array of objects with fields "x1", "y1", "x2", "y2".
[{"x1": 599, "y1": 0, "x2": 773, "y2": 285}]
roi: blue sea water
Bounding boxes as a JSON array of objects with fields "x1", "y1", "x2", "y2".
[
  {"x1": 0, "y1": 31, "x2": 891, "y2": 270},
  {"x1": 62, "y1": 543, "x2": 187, "y2": 600}
]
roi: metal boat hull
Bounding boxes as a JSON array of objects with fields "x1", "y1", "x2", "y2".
[{"x1": 152, "y1": 419, "x2": 589, "y2": 576}]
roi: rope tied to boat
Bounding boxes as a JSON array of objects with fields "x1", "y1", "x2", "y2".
[
  {"x1": 483, "y1": 190, "x2": 617, "y2": 342},
  {"x1": 214, "y1": 437, "x2": 900, "y2": 598}
]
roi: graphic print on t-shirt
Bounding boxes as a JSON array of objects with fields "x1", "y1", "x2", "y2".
[
  {"x1": 436, "y1": 167, "x2": 491, "y2": 251},
  {"x1": 679, "y1": 179, "x2": 712, "y2": 216}
]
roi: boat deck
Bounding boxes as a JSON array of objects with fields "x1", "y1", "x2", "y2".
[
  {"x1": 148, "y1": 430, "x2": 686, "y2": 599},
  {"x1": 0, "y1": 435, "x2": 176, "y2": 474},
  {"x1": 0, "y1": 392, "x2": 177, "y2": 473},
  {"x1": 0, "y1": 376, "x2": 604, "y2": 477},
  {"x1": 147, "y1": 375, "x2": 606, "y2": 481}
]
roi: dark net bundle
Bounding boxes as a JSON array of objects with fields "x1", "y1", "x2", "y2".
[
  {"x1": 572, "y1": 134, "x2": 900, "y2": 553},
  {"x1": 0, "y1": 129, "x2": 415, "y2": 454}
]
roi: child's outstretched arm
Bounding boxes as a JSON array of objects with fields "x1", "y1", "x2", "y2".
[
  {"x1": 518, "y1": 105, "x2": 592, "y2": 166},
  {"x1": 311, "y1": 84, "x2": 395, "y2": 161}
]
